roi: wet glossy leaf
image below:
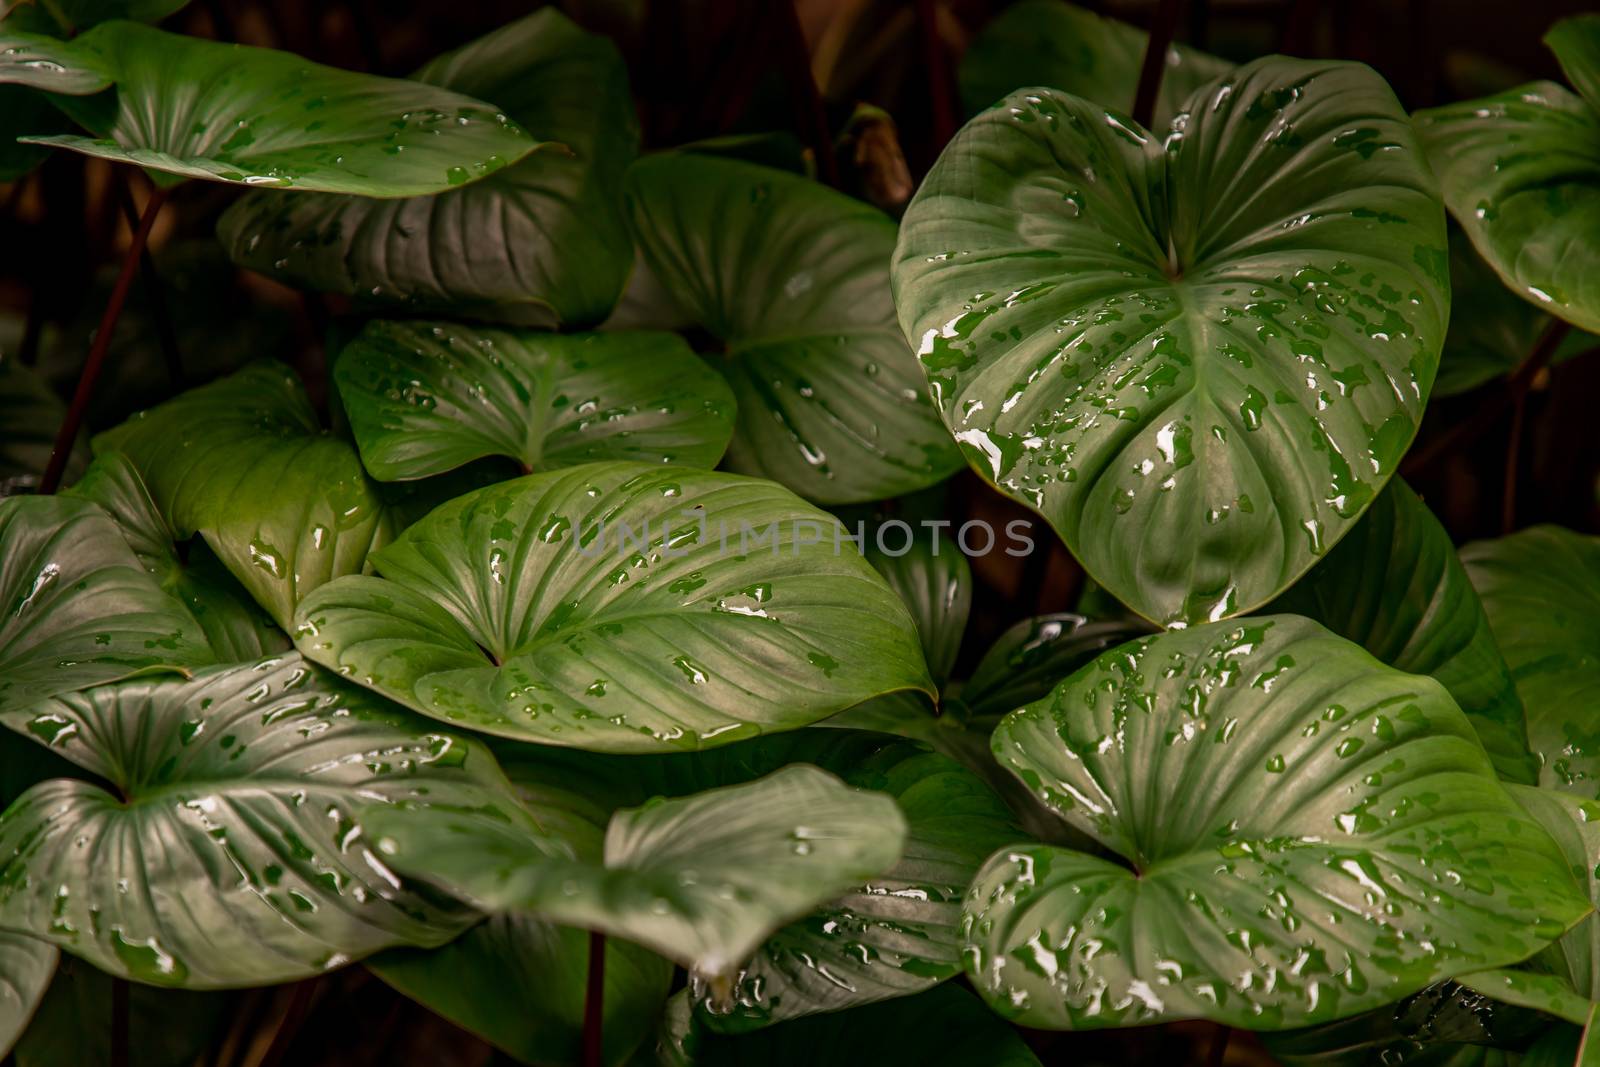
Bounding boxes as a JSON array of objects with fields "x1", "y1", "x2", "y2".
[
  {"x1": 0, "y1": 356, "x2": 84, "y2": 497},
  {"x1": 0, "y1": 494, "x2": 209, "y2": 713},
  {"x1": 865, "y1": 535, "x2": 969, "y2": 687},
  {"x1": 0, "y1": 934, "x2": 54, "y2": 1061},
  {"x1": 372, "y1": 915, "x2": 672, "y2": 1067},
  {"x1": 1462, "y1": 527, "x2": 1600, "y2": 798},
  {"x1": 1416, "y1": 18, "x2": 1600, "y2": 335},
  {"x1": 895, "y1": 58, "x2": 1448, "y2": 624},
  {"x1": 1437, "y1": 228, "x2": 1551, "y2": 397},
  {"x1": 364, "y1": 765, "x2": 906, "y2": 979},
  {"x1": 5, "y1": 21, "x2": 540, "y2": 194},
  {"x1": 650, "y1": 983, "x2": 1042, "y2": 1067},
  {"x1": 623, "y1": 153, "x2": 961, "y2": 504},
  {"x1": 1269, "y1": 480, "x2": 1536, "y2": 783},
  {"x1": 958, "y1": 611, "x2": 1150, "y2": 723},
  {"x1": 291, "y1": 462, "x2": 933, "y2": 752},
  {"x1": 0, "y1": 654, "x2": 517, "y2": 987},
  {"x1": 219, "y1": 9, "x2": 635, "y2": 326},
  {"x1": 966, "y1": 617, "x2": 1590, "y2": 1030},
  {"x1": 65, "y1": 453, "x2": 287, "y2": 662},
  {"x1": 959, "y1": 0, "x2": 1230, "y2": 125},
  {"x1": 334, "y1": 321, "x2": 735, "y2": 480},
  {"x1": 95, "y1": 363, "x2": 389, "y2": 630}
]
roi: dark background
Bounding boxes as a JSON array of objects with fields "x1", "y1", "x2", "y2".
[{"x1": 0, "y1": 1, "x2": 1592, "y2": 1063}]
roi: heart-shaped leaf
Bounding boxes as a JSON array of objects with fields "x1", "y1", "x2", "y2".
[
  {"x1": 623, "y1": 153, "x2": 961, "y2": 504},
  {"x1": 495, "y1": 729, "x2": 1022, "y2": 1029},
  {"x1": 333, "y1": 321, "x2": 735, "y2": 481},
  {"x1": 0, "y1": 654, "x2": 522, "y2": 987},
  {"x1": 218, "y1": 9, "x2": 636, "y2": 326},
  {"x1": 894, "y1": 58, "x2": 1449, "y2": 624},
  {"x1": 864, "y1": 534, "x2": 969, "y2": 688},
  {"x1": 95, "y1": 362, "x2": 390, "y2": 630},
  {"x1": 959, "y1": 0, "x2": 1230, "y2": 124},
  {"x1": 1268, "y1": 480, "x2": 1536, "y2": 783},
  {"x1": 65, "y1": 453, "x2": 288, "y2": 662},
  {"x1": 1415, "y1": 17, "x2": 1600, "y2": 334},
  {"x1": 0, "y1": 494, "x2": 210, "y2": 713},
  {"x1": 651, "y1": 983, "x2": 1043, "y2": 1067},
  {"x1": 372, "y1": 915, "x2": 672, "y2": 1067},
  {"x1": 4, "y1": 20, "x2": 540, "y2": 194},
  {"x1": 966, "y1": 616, "x2": 1590, "y2": 1030},
  {"x1": 1462, "y1": 527, "x2": 1600, "y2": 797},
  {"x1": 291, "y1": 462, "x2": 933, "y2": 752},
  {"x1": 364, "y1": 764, "x2": 906, "y2": 979}
]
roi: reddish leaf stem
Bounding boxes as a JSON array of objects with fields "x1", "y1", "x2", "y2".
[
  {"x1": 582, "y1": 929, "x2": 606, "y2": 1067},
  {"x1": 776, "y1": 0, "x2": 840, "y2": 186},
  {"x1": 39, "y1": 183, "x2": 168, "y2": 495},
  {"x1": 914, "y1": 0, "x2": 959, "y2": 153},
  {"x1": 1132, "y1": 0, "x2": 1188, "y2": 129}
]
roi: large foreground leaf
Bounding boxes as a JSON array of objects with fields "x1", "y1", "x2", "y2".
[
  {"x1": 365, "y1": 765, "x2": 906, "y2": 979},
  {"x1": 1462, "y1": 527, "x2": 1600, "y2": 797},
  {"x1": 334, "y1": 321, "x2": 735, "y2": 480},
  {"x1": 218, "y1": 9, "x2": 635, "y2": 325},
  {"x1": 1269, "y1": 480, "x2": 1536, "y2": 783},
  {"x1": 0, "y1": 494, "x2": 209, "y2": 713},
  {"x1": 965, "y1": 617, "x2": 1589, "y2": 1030},
  {"x1": 959, "y1": 0, "x2": 1230, "y2": 124},
  {"x1": 1415, "y1": 17, "x2": 1600, "y2": 333},
  {"x1": 292, "y1": 462, "x2": 932, "y2": 751},
  {"x1": 3, "y1": 21, "x2": 539, "y2": 194},
  {"x1": 372, "y1": 915, "x2": 671, "y2": 1067},
  {"x1": 0, "y1": 935, "x2": 54, "y2": 1061},
  {"x1": 624, "y1": 154, "x2": 960, "y2": 504},
  {"x1": 0, "y1": 655, "x2": 518, "y2": 987},
  {"x1": 95, "y1": 363, "x2": 389, "y2": 630},
  {"x1": 65, "y1": 452, "x2": 287, "y2": 662},
  {"x1": 894, "y1": 58, "x2": 1449, "y2": 624}
]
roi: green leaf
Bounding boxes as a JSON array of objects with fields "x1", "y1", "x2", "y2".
[
  {"x1": 6, "y1": 21, "x2": 540, "y2": 195},
  {"x1": 959, "y1": 0, "x2": 1230, "y2": 125},
  {"x1": 958, "y1": 611, "x2": 1150, "y2": 723},
  {"x1": 1263, "y1": 980, "x2": 1550, "y2": 1067},
  {"x1": 0, "y1": 934, "x2": 54, "y2": 1061},
  {"x1": 65, "y1": 452, "x2": 288, "y2": 662},
  {"x1": 0, "y1": 356, "x2": 85, "y2": 496},
  {"x1": 0, "y1": 86, "x2": 65, "y2": 181},
  {"x1": 1436, "y1": 227, "x2": 1550, "y2": 397},
  {"x1": 623, "y1": 153, "x2": 961, "y2": 504},
  {"x1": 1462, "y1": 527, "x2": 1600, "y2": 797},
  {"x1": 1415, "y1": 80, "x2": 1600, "y2": 334},
  {"x1": 371, "y1": 916, "x2": 672, "y2": 1067},
  {"x1": 0, "y1": 494, "x2": 209, "y2": 713},
  {"x1": 0, "y1": 654, "x2": 518, "y2": 987},
  {"x1": 364, "y1": 764, "x2": 906, "y2": 979},
  {"x1": 966, "y1": 616, "x2": 1590, "y2": 1030},
  {"x1": 1548, "y1": 15, "x2": 1600, "y2": 115},
  {"x1": 218, "y1": 9, "x2": 636, "y2": 326},
  {"x1": 894, "y1": 58, "x2": 1449, "y2": 625},
  {"x1": 1, "y1": 0, "x2": 195, "y2": 34},
  {"x1": 864, "y1": 534, "x2": 969, "y2": 687},
  {"x1": 334, "y1": 321, "x2": 735, "y2": 480},
  {"x1": 650, "y1": 983, "x2": 1043, "y2": 1067},
  {"x1": 95, "y1": 363, "x2": 390, "y2": 630},
  {"x1": 1268, "y1": 480, "x2": 1536, "y2": 784},
  {"x1": 291, "y1": 462, "x2": 933, "y2": 752},
  {"x1": 496, "y1": 730, "x2": 1022, "y2": 1028}
]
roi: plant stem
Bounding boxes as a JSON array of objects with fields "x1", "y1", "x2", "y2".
[
  {"x1": 258, "y1": 979, "x2": 318, "y2": 1067},
  {"x1": 1401, "y1": 318, "x2": 1572, "y2": 478},
  {"x1": 1132, "y1": 0, "x2": 1187, "y2": 129},
  {"x1": 1206, "y1": 1023, "x2": 1231, "y2": 1067},
  {"x1": 111, "y1": 976, "x2": 129, "y2": 1067},
  {"x1": 776, "y1": 0, "x2": 840, "y2": 186},
  {"x1": 112, "y1": 173, "x2": 183, "y2": 388},
  {"x1": 913, "y1": 0, "x2": 958, "y2": 153},
  {"x1": 39, "y1": 183, "x2": 168, "y2": 495},
  {"x1": 1503, "y1": 389, "x2": 1526, "y2": 534},
  {"x1": 582, "y1": 930, "x2": 606, "y2": 1067}
]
